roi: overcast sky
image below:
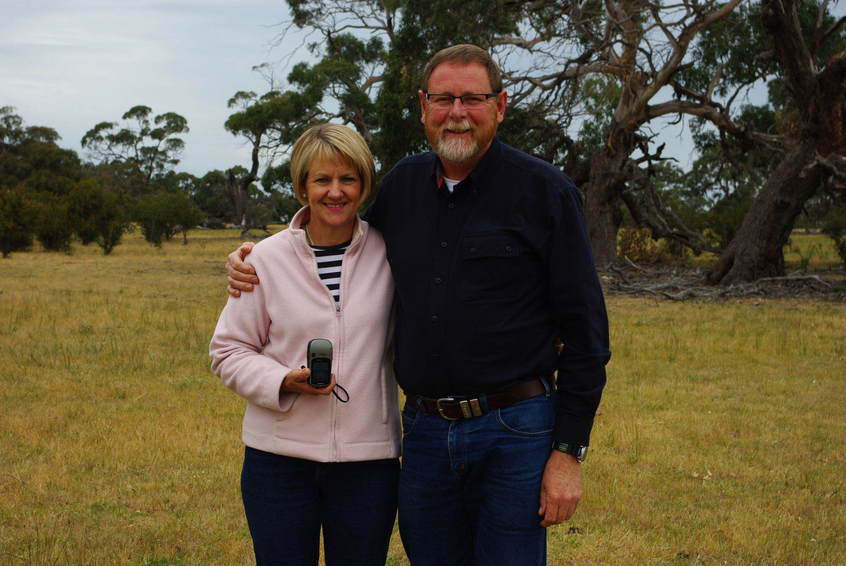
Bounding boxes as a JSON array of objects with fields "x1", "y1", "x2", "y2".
[
  {"x1": 1, "y1": 0, "x2": 311, "y2": 176},
  {"x1": 8, "y1": 3, "x2": 841, "y2": 178},
  {"x1": 0, "y1": 0, "x2": 719, "y2": 178}
]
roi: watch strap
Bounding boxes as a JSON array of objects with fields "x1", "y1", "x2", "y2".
[{"x1": 553, "y1": 441, "x2": 588, "y2": 462}]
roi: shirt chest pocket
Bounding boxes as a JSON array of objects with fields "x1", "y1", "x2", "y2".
[{"x1": 459, "y1": 233, "x2": 530, "y2": 303}]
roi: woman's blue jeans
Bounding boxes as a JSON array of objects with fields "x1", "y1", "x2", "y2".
[
  {"x1": 241, "y1": 447, "x2": 399, "y2": 566},
  {"x1": 398, "y1": 392, "x2": 556, "y2": 566}
]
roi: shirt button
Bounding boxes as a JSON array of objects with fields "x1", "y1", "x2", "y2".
[
  {"x1": 430, "y1": 315, "x2": 439, "y2": 322},
  {"x1": 434, "y1": 277, "x2": 443, "y2": 284},
  {"x1": 505, "y1": 245, "x2": 513, "y2": 253},
  {"x1": 440, "y1": 241, "x2": 448, "y2": 248}
]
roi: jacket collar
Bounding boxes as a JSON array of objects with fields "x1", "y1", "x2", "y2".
[{"x1": 288, "y1": 206, "x2": 367, "y2": 253}]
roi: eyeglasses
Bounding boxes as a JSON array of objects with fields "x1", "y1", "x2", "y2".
[{"x1": 425, "y1": 92, "x2": 499, "y2": 109}]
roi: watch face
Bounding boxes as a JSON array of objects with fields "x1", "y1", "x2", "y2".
[{"x1": 555, "y1": 442, "x2": 588, "y2": 462}]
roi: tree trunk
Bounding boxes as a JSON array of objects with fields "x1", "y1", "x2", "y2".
[
  {"x1": 227, "y1": 171, "x2": 248, "y2": 233},
  {"x1": 583, "y1": 130, "x2": 635, "y2": 267},
  {"x1": 706, "y1": 0, "x2": 846, "y2": 285},
  {"x1": 238, "y1": 139, "x2": 262, "y2": 237},
  {"x1": 706, "y1": 141, "x2": 821, "y2": 284}
]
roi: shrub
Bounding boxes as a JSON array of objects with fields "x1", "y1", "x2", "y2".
[
  {"x1": 134, "y1": 191, "x2": 202, "y2": 246},
  {"x1": 68, "y1": 178, "x2": 132, "y2": 255},
  {"x1": 617, "y1": 227, "x2": 682, "y2": 264},
  {"x1": 32, "y1": 193, "x2": 73, "y2": 253},
  {"x1": 821, "y1": 202, "x2": 846, "y2": 268},
  {"x1": 0, "y1": 185, "x2": 35, "y2": 257}
]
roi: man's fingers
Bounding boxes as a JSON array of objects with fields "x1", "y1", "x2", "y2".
[
  {"x1": 541, "y1": 497, "x2": 576, "y2": 527},
  {"x1": 226, "y1": 246, "x2": 258, "y2": 293},
  {"x1": 234, "y1": 242, "x2": 257, "y2": 271},
  {"x1": 538, "y1": 495, "x2": 562, "y2": 527},
  {"x1": 225, "y1": 242, "x2": 259, "y2": 297},
  {"x1": 237, "y1": 241, "x2": 255, "y2": 259},
  {"x1": 226, "y1": 258, "x2": 258, "y2": 283},
  {"x1": 539, "y1": 500, "x2": 572, "y2": 527},
  {"x1": 228, "y1": 276, "x2": 254, "y2": 293}
]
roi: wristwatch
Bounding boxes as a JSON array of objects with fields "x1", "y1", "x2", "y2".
[{"x1": 553, "y1": 441, "x2": 588, "y2": 462}]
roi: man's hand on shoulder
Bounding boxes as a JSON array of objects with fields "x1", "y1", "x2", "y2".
[
  {"x1": 227, "y1": 242, "x2": 259, "y2": 297},
  {"x1": 538, "y1": 449, "x2": 582, "y2": 527}
]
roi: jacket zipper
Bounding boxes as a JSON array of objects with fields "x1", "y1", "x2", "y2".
[
  {"x1": 331, "y1": 247, "x2": 352, "y2": 462},
  {"x1": 303, "y1": 226, "x2": 357, "y2": 462}
]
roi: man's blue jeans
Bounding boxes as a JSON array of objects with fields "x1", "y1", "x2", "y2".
[{"x1": 398, "y1": 391, "x2": 556, "y2": 566}]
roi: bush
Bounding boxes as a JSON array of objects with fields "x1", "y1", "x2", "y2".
[
  {"x1": 32, "y1": 193, "x2": 73, "y2": 253},
  {"x1": 134, "y1": 191, "x2": 202, "y2": 246},
  {"x1": 617, "y1": 227, "x2": 683, "y2": 264},
  {"x1": 821, "y1": 202, "x2": 846, "y2": 268},
  {"x1": 0, "y1": 185, "x2": 35, "y2": 257},
  {"x1": 68, "y1": 179, "x2": 132, "y2": 255}
]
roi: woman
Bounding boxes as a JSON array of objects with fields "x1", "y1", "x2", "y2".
[{"x1": 210, "y1": 124, "x2": 399, "y2": 566}]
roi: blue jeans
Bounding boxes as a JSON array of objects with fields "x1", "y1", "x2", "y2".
[
  {"x1": 398, "y1": 391, "x2": 556, "y2": 566},
  {"x1": 241, "y1": 447, "x2": 399, "y2": 566}
]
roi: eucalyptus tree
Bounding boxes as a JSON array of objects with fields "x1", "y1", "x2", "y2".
[
  {"x1": 80, "y1": 105, "x2": 189, "y2": 190},
  {"x1": 698, "y1": 0, "x2": 846, "y2": 283},
  {"x1": 224, "y1": 85, "x2": 325, "y2": 232},
  {"x1": 273, "y1": 0, "x2": 750, "y2": 268},
  {"x1": 1, "y1": 107, "x2": 83, "y2": 251}
]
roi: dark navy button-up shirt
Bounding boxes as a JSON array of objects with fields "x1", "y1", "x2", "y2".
[{"x1": 364, "y1": 138, "x2": 610, "y2": 445}]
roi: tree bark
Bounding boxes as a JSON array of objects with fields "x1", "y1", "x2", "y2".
[
  {"x1": 583, "y1": 128, "x2": 636, "y2": 267},
  {"x1": 227, "y1": 171, "x2": 249, "y2": 233},
  {"x1": 706, "y1": 141, "x2": 822, "y2": 284}
]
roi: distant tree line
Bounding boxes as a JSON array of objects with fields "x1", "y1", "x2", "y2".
[
  {"x1": 0, "y1": 104, "x2": 299, "y2": 257},
  {"x1": 2, "y1": 0, "x2": 845, "y2": 279}
]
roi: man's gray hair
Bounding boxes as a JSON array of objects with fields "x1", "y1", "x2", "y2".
[{"x1": 422, "y1": 44, "x2": 503, "y2": 93}]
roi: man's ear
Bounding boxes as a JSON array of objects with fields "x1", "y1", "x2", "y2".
[
  {"x1": 418, "y1": 90, "x2": 427, "y2": 124},
  {"x1": 496, "y1": 90, "x2": 508, "y2": 124}
]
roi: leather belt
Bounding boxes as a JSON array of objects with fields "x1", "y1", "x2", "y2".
[{"x1": 407, "y1": 378, "x2": 548, "y2": 421}]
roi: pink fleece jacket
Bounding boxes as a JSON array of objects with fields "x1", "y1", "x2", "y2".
[{"x1": 210, "y1": 208, "x2": 400, "y2": 462}]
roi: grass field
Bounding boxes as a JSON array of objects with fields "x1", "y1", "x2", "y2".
[{"x1": 1, "y1": 230, "x2": 844, "y2": 565}]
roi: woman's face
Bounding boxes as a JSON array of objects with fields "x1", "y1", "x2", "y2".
[{"x1": 304, "y1": 153, "x2": 363, "y2": 238}]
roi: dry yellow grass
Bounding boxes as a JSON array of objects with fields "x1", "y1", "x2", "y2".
[{"x1": 1, "y1": 230, "x2": 844, "y2": 565}]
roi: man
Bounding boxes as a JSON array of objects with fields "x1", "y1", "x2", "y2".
[{"x1": 227, "y1": 44, "x2": 610, "y2": 566}]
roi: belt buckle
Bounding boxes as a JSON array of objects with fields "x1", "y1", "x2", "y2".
[
  {"x1": 435, "y1": 397, "x2": 459, "y2": 420},
  {"x1": 436, "y1": 397, "x2": 484, "y2": 420}
]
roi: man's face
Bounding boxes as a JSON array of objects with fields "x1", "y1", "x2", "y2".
[{"x1": 419, "y1": 61, "x2": 507, "y2": 167}]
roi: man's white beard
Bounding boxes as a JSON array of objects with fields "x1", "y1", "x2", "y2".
[{"x1": 433, "y1": 122, "x2": 479, "y2": 163}]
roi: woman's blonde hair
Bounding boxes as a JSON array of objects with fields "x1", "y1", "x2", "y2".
[{"x1": 291, "y1": 124, "x2": 376, "y2": 206}]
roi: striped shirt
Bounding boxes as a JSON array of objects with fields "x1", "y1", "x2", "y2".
[{"x1": 310, "y1": 240, "x2": 350, "y2": 309}]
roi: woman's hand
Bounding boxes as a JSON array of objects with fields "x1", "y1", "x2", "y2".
[
  {"x1": 281, "y1": 368, "x2": 336, "y2": 396},
  {"x1": 227, "y1": 242, "x2": 259, "y2": 297}
]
